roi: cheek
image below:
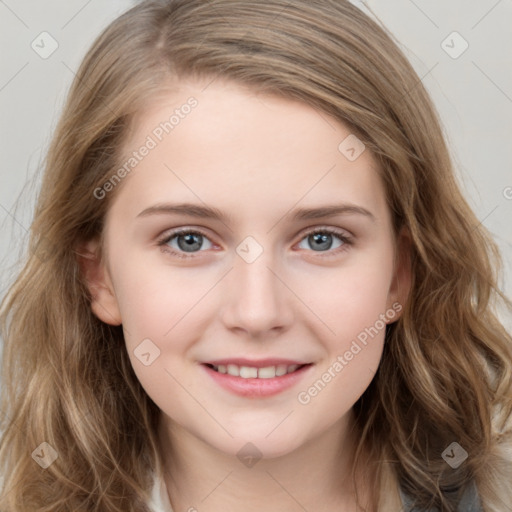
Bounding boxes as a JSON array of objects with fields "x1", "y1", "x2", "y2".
[
  {"x1": 294, "y1": 245, "x2": 395, "y2": 345},
  {"x1": 112, "y1": 257, "x2": 205, "y2": 409},
  {"x1": 294, "y1": 258, "x2": 393, "y2": 416},
  {"x1": 112, "y1": 251, "x2": 206, "y2": 343}
]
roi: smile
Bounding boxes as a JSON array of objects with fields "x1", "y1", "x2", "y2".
[
  {"x1": 205, "y1": 363, "x2": 307, "y2": 379},
  {"x1": 201, "y1": 362, "x2": 314, "y2": 398}
]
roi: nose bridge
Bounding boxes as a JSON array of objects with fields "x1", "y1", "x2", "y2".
[{"x1": 221, "y1": 236, "x2": 293, "y2": 335}]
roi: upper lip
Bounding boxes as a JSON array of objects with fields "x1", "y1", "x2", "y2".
[{"x1": 202, "y1": 358, "x2": 312, "y2": 368}]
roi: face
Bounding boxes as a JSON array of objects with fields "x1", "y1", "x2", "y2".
[{"x1": 84, "y1": 77, "x2": 410, "y2": 460}]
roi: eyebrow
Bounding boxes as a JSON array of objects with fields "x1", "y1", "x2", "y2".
[{"x1": 136, "y1": 202, "x2": 376, "y2": 223}]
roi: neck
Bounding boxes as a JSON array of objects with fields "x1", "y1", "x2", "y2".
[{"x1": 157, "y1": 410, "x2": 376, "y2": 512}]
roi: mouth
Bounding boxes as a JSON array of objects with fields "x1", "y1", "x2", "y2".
[
  {"x1": 201, "y1": 362, "x2": 314, "y2": 398},
  {"x1": 203, "y1": 362, "x2": 311, "y2": 379}
]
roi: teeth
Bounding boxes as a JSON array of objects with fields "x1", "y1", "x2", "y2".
[
  {"x1": 275, "y1": 365, "x2": 288, "y2": 376},
  {"x1": 239, "y1": 366, "x2": 258, "y2": 378},
  {"x1": 227, "y1": 364, "x2": 239, "y2": 377},
  {"x1": 258, "y1": 366, "x2": 276, "y2": 379},
  {"x1": 211, "y1": 363, "x2": 304, "y2": 379}
]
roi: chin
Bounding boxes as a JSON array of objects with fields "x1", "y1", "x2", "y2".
[{"x1": 206, "y1": 426, "x2": 307, "y2": 461}]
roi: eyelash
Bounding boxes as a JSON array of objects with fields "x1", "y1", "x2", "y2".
[{"x1": 156, "y1": 227, "x2": 354, "y2": 260}]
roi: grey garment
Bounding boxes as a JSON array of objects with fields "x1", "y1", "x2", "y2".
[{"x1": 399, "y1": 481, "x2": 483, "y2": 512}]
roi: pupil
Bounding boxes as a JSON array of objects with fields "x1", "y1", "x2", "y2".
[
  {"x1": 178, "y1": 233, "x2": 202, "y2": 252},
  {"x1": 310, "y1": 233, "x2": 331, "y2": 251}
]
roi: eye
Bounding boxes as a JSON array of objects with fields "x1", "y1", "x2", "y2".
[
  {"x1": 157, "y1": 229, "x2": 213, "y2": 259},
  {"x1": 296, "y1": 227, "x2": 352, "y2": 257},
  {"x1": 156, "y1": 226, "x2": 353, "y2": 259}
]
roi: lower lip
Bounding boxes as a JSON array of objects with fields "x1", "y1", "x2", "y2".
[{"x1": 201, "y1": 363, "x2": 314, "y2": 398}]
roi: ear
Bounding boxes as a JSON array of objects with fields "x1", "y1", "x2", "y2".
[
  {"x1": 386, "y1": 226, "x2": 412, "y2": 323},
  {"x1": 76, "y1": 238, "x2": 122, "y2": 326}
]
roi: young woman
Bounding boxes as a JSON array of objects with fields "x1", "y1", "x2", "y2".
[{"x1": 1, "y1": 1, "x2": 511, "y2": 510}]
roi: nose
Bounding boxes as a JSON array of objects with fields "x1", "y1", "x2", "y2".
[{"x1": 219, "y1": 246, "x2": 294, "y2": 338}]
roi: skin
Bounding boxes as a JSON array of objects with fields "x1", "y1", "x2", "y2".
[{"x1": 81, "y1": 76, "x2": 411, "y2": 511}]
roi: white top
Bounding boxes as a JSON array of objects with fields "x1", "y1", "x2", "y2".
[
  {"x1": 149, "y1": 472, "x2": 174, "y2": 512},
  {"x1": 148, "y1": 473, "x2": 482, "y2": 512}
]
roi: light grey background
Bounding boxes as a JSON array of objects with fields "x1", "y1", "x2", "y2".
[{"x1": 1, "y1": 0, "x2": 511, "y2": 334}]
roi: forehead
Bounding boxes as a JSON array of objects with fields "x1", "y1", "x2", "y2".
[{"x1": 109, "y1": 78, "x2": 389, "y2": 227}]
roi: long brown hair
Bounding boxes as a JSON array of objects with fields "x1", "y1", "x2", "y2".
[{"x1": 1, "y1": 1, "x2": 511, "y2": 510}]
